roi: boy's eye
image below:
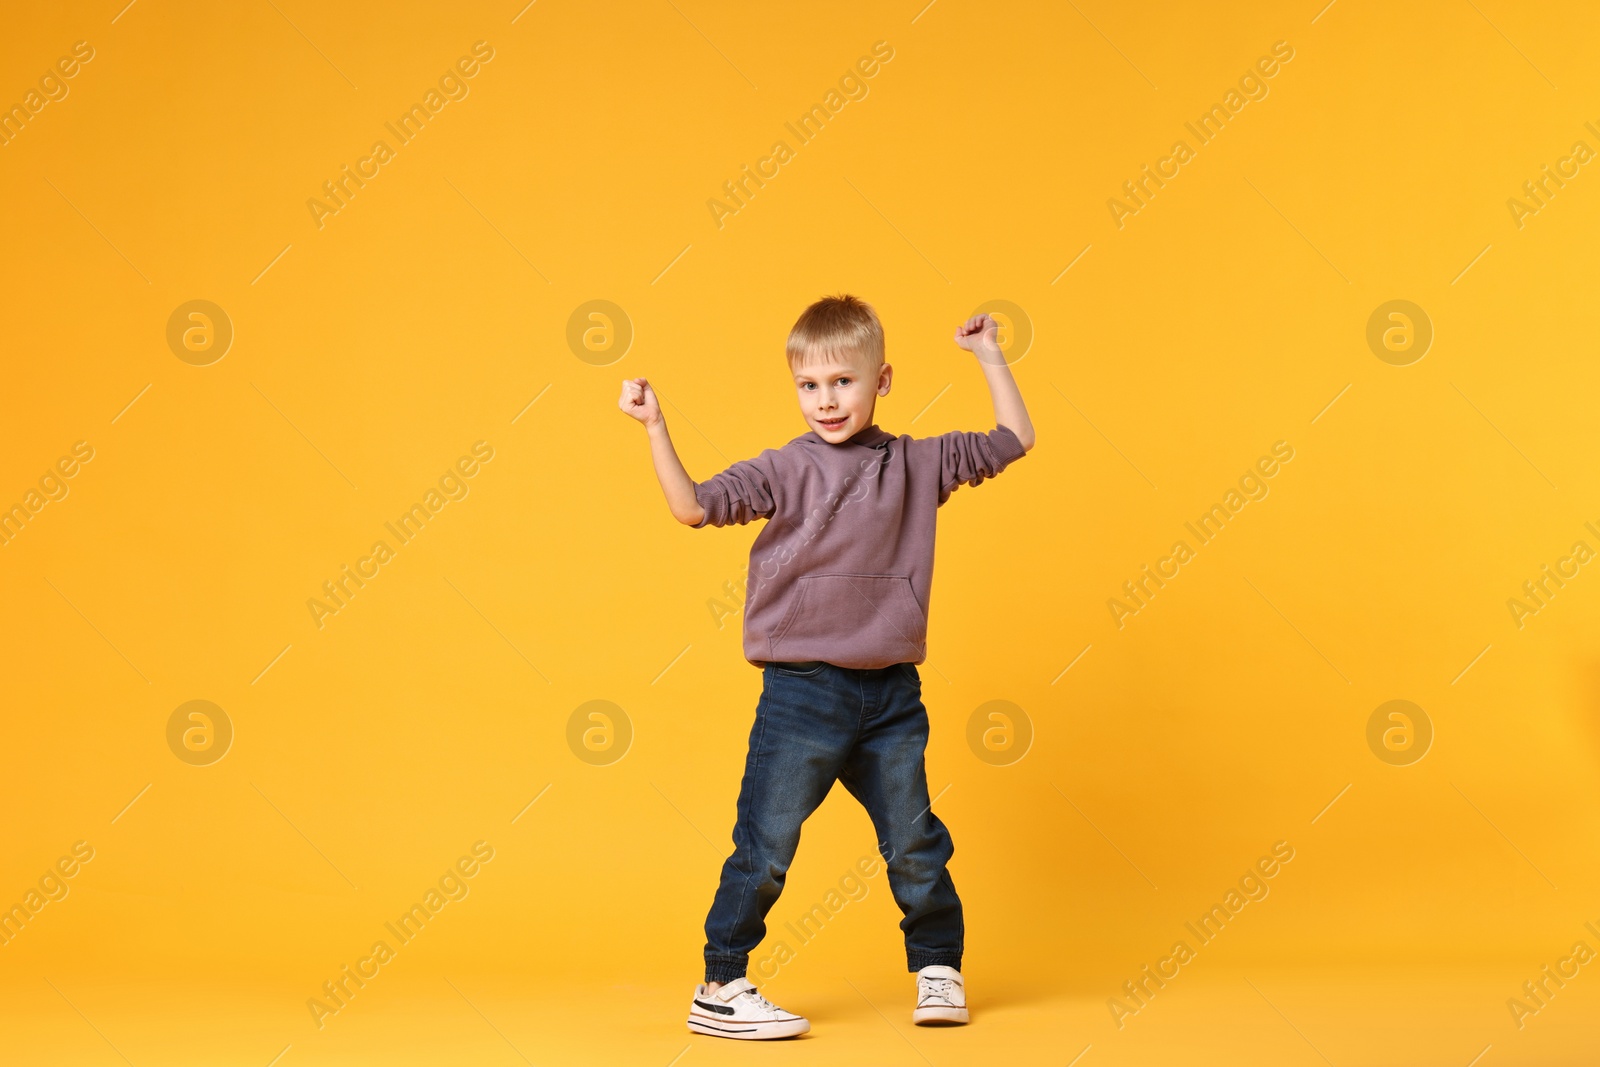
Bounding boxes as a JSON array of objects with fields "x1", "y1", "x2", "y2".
[{"x1": 836, "y1": 378, "x2": 851, "y2": 386}]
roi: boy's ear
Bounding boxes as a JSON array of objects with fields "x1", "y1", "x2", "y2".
[{"x1": 878, "y1": 363, "x2": 893, "y2": 395}]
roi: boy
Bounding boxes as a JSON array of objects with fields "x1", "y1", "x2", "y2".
[{"x1": 618, "y1": 294, "x2": 1034, "y2": 1039}]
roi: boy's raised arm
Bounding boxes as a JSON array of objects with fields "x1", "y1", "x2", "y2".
[
  {"x1": 954, "y1": 314, "x2": 1035, "y2": 452},
  {"x1": 619, "y1": 377, "x2": 706, "y2": 526}
]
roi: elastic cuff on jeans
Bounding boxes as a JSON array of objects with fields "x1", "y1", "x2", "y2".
[
  {"x1": 704, "y1": 957, "x2": 748, "y2": 984},
  {"x1": 908, "y1": 951, "x2": 962, "y2": 972}
]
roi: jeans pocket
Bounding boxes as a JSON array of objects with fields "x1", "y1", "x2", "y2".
[{"x1": 771, "y1": 660, "x2": 827, "y2": 677}]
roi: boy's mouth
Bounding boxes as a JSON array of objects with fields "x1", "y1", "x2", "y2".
[{"x1": 818, "y1": 416, "x2": 848, "y2": 430}]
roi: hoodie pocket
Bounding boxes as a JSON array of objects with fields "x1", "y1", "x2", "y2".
[{"x1": 769, "y1": 573, "x2": 926, "y2": 662}]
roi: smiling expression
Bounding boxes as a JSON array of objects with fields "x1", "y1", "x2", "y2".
[{"x1": 793, "y1": 354, "x2": 893, "y2": 443}]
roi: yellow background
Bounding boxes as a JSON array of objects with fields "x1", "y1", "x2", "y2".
[{"x1": 3, "y1": 0, "x2": 1599, "y2": 1063}]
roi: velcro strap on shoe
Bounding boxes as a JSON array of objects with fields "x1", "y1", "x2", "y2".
[{"x1": 716, "y1": 977, "x2": 756, "y2": 1001}]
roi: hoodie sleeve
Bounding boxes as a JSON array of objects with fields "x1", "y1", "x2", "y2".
[
  {"x1": 690, "y1": 449, "x2": 784, "y2": 527},
  {"x1": 935, "y1": 424, "x2": 1028, "y2": 505}
]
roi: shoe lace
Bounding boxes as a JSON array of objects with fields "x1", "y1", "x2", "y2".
[
  {"x1": 735, "y1": 987, "x2": 780, "y2": 1013},
  {"x1": 921, "y1": 976, "x2": 955, "y2": 1001}
]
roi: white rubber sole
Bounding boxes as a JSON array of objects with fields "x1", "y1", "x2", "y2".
[
  {"x1": 687, "y1": 1013, "x2": 811, "y2": 1040},
  {"x1": 913, "y1": 1004, "x2": 970, "y2": 1025}
]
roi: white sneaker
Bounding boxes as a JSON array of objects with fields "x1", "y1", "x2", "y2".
[
  {"x1": 913, "y1": 965, "x2": 969, "y2": 1025},
  {"x1": 686, "y1": 977, "x2": 810, "y2": 1040}
]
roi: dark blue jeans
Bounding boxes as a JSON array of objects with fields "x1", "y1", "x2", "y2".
[{"x1": 702, "y1": 660, "x2": 963, "y2": 983}]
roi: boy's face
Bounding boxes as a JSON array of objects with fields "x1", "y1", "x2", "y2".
[{"x1": 793, "y1": 353, "x2": 892, "y2": 443}]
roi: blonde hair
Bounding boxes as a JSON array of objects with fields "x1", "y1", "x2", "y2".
[{"x1": 786, "y1": 293, "x2": 885, "y2": 375}]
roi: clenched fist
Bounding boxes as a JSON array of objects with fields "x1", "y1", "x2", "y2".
[
  {"x1": 618, "y1": 377, "x2": 663, "y2": 427},
  {"x1": 953, "y1": 313, "x2": 1005, "y2": 366}
]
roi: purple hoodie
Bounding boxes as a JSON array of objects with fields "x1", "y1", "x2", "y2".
[{"x1": 692, "y1": 422, "x2": 1028, "y2": 669}]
